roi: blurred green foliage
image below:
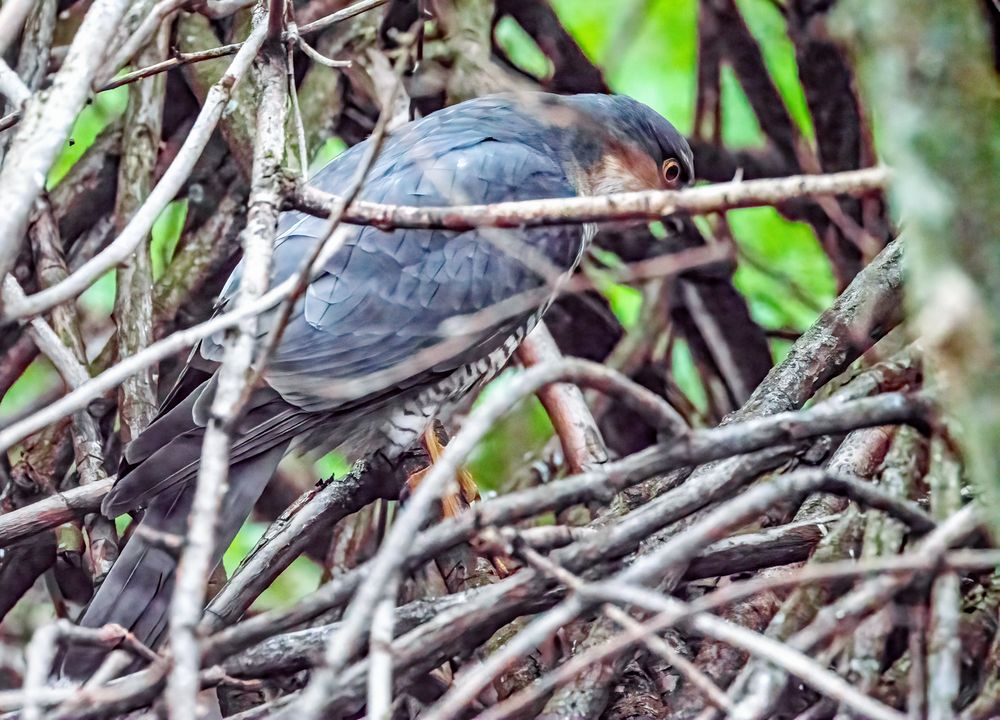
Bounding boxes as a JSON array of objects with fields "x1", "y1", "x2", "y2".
[
  {"x1": 47, "y1": 85, "x2": 129, "y2": 189},
  {"x1": 3, "y1": 1, "x2": 837, "y2": 609},
  {"x1": 495, "y1": 16, "x2": 553, "y2": 79},
  {"x1": 150, "y1": 200, "x2": 190, "y2": 281},
  {"x1": 483, "y1": 0, "x2": 836, "y2": 464},
  {"x1": 223, "y1": 521, "x2": 322, "y2": 610}
]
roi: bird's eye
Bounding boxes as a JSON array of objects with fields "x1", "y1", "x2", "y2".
[{"x1": 662, "y1": 158, "x2": 682, "y2": 187}]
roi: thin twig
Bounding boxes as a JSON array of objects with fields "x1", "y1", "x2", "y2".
[
  {"x1": 471, "y1": 547, "x2": 1000, "y2": 720},
  {"x1": 289, "y1": 165, "x2": 891, "y2": 231},
  {"x1": 926, "y1": 438, "x2": 963, "y2": 720},
  {"x1": 425, "y1": 467, "x2": 932, "y2": 718},
  {"x1": 517, "y1": 542, "x2": 734, "y2": 713},
  {"x1": 0, "y1": 0, "x2": 385, "y2": 132},
  {"x1": 0, "y1": 0, "x2": 37, "y2": 57},
  {"x1": 202, "y1": 391, "x2": 924, "y2": 666},
  {"x1": 0, "y1": 179, "x2": 897, "y2": 452},
  {"x1": 297, "y1": 35, "x2": 352, "y2": 68},
  {"x1": 0, "y1": 479, "x2": 112, "y2": 548},
  {"x1": 286, "y1": 37, "x2": 309, "y2": 180},
  {"x1": 367, "y1": 595, "x2": 396, "y2": 720},
  {"x1": 99, "y1": 0, "x2": 186, "y2": 85}
]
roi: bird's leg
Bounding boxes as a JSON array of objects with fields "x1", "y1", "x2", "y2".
[
  {"x1": 403, "y1": 422, "x2": 479, "y2": 519},
  {"x1": 402, "y1": 423, "x2": 512, "y2": 578}
]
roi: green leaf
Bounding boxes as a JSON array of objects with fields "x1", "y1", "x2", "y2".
[
  {"x1": 47, "y1": 85, "x2": 128, "y2": 189},
  {"x1": 150, "y1": 200, "x2": 190, "y2": 281},
  {"x1": 495, "y1": 16, "x2": 553, "y2": 79}
]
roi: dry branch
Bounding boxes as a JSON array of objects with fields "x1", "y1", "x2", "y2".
[
  {"x1": 165, "y1": 20, "x2": 287, "y2": 718},
  {"x1": 0, "y1": 174, "x2": 895, "y2": 455},
  {"x1": 0, "y1": 0, "x2": 131, "y2": 289},
  {"x1": 113, "y1": 20, "x2": 169, "y2": 443},
  {"x1": 289, "y1": 165, "x2": 889, "y2": 231},
  {"x1": 3, "y1": 20, "x2": 268, "y2": 322}
]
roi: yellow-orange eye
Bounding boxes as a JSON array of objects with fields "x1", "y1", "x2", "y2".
[{"x1": 662, "y1": 158, "x2": 682, "y2": 186}]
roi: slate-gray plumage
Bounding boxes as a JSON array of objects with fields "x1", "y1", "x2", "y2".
[{"x1": 61, "y1": 92, "x2": 693, "y2": 677}]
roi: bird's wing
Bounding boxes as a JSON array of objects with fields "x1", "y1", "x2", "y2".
[
  {"x1": 106, "y1": 98, "x2": 585, "y2": 511},
  {"x1": 202, "y1": 104, "x2": 586, "y2": 412}
]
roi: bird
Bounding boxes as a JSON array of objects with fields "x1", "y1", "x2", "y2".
[{"x1": 59, "y1": 91, "x2": 693, "y2": 677}]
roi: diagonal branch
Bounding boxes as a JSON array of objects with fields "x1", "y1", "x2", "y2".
[{"x1": 0, "y1": 0, "x2": 131, "y2": 291}]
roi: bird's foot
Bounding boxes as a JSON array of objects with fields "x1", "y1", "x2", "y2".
[
  {"x1": 402, "y1": 424, "x2": 478, "y2": 518},
  {"x1": 402, "y1": 424, "x2": 512, "y2": 577}
]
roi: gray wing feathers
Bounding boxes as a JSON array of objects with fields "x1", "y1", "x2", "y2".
[
  {"x1": 103, "y1": 379, "x2": 310, "y2": 515},
  {"x1": 66, "y1": 97, "x2": 587, "y2": 678},
  {"x1": 61, "y1": 440, "x2": 287, "y2": 678},
  {"x1": 204, "y1": 118, "x2": 584, "y2": 412}
]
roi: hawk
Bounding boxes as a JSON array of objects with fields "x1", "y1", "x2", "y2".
[{"x1": 62, "y1": 92, "x2": 693, "y2": 674}]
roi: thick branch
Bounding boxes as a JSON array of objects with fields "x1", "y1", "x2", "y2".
[{"x1": 165, "y1": 28, "x2": 286, "y2": 720}]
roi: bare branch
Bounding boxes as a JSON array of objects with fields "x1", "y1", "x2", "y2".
[
  {"x1": 113, "y1": 19, "x2": 169, "y2": 443},
  {"x1": 0, "y1": 479, "x2": 112, "y2": 549},
  {"x1": 0, "y1": 0, "x2": 386, "y2": 133},
  {"x1": 165, "y1": 21, "x2": 287, "y2": 718},
  {"x1": 289, "y1": 165, "x2": 891, "y2": 231},
  {"x1": 926, "y1": 438, "x2": 963, "y2": 720},
  {"x1": 0, "y1": 182, "x2": 899, "y2": 454},
  {"x1": 99, "y1": 0, "x2": 184, "y2": 86},
  {"x1": 0, "y1": 0, "x2": 37, "y2": 57},
  {"x1": 3, "y1": 20, "x2": 268, "y2": 322},
  {"x1": 515, "y1": 323, "x2": 611, "y2": 475},
  {"x1": 296, "y1": 0, "x2": 389, "y2": 35},
  {"x1": 0, "y1": 57, "x2": 30, "y2": 107},
  {"x1": 0, "y1": 0, "x2": 131, "y2": 289},
  {"x1": 426, "y1": 467, "x2": 932, "y2": 719}
]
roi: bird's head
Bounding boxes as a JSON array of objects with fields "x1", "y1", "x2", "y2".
[{"x1": 535, "y1": 93, "x2": 694, "y2": 196}]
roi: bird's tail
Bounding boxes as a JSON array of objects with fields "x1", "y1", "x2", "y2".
[{"x1": 57, "y1": 440, "x2": 288, "y2": 680}]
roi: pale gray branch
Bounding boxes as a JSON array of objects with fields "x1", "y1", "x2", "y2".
[
  {"x1": 0, "y1": 0, "x2": 131, "y2": 290},
  {"x1": 3, "y1": 19, "x2": 269, "y2": 322},
  {"x1": 165, "y1": 21, "x2": 287, "y2": 719}
]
